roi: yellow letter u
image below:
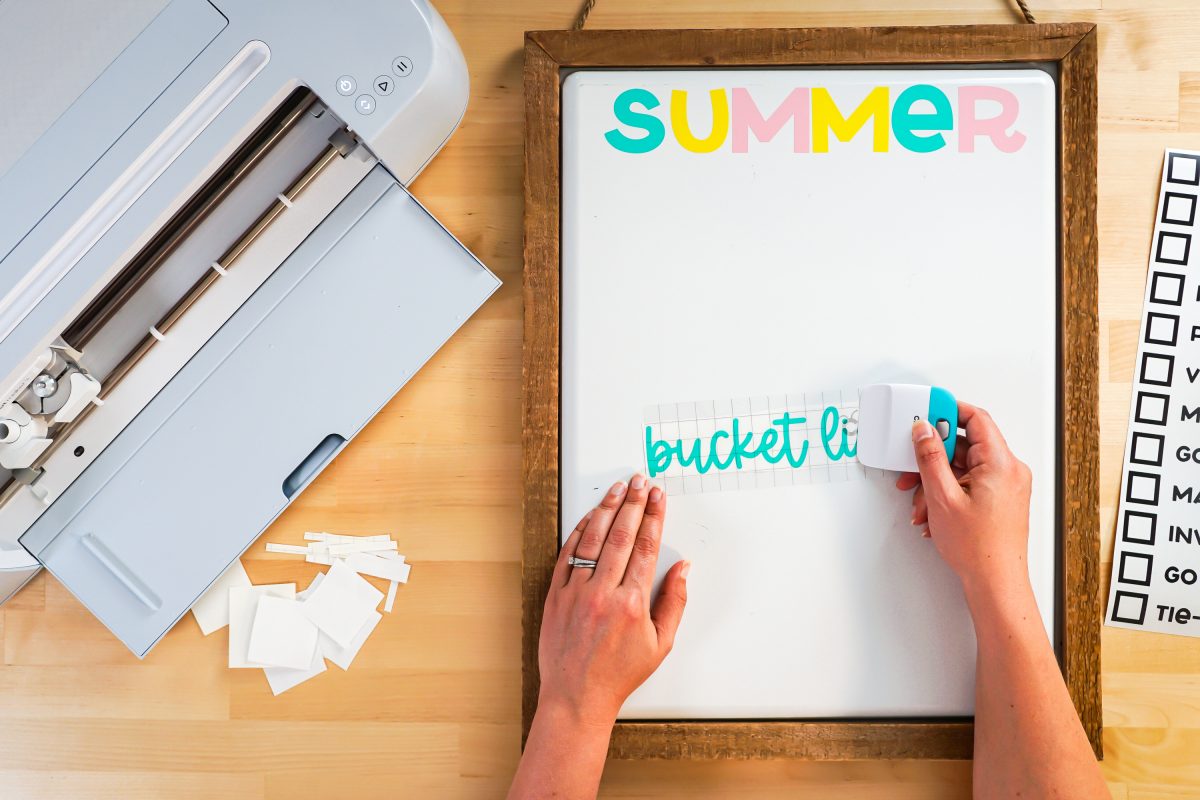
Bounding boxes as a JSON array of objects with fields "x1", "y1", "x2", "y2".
[{"x1": 670, "y1": 89, "x2": 729, "y2": 153}]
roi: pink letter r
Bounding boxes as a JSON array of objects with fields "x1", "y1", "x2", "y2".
[{"x1": 958, "y1": 86, "x2": 1027, "y2": 153}]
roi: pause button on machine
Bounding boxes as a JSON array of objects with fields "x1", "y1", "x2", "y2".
[{"x1": 392, "y1": 56, "x2": 413, "y2": 77}]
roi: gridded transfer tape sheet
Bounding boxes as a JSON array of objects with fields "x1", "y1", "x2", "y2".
[
  {"x1": 642, "y1": 388, "x2": 885, "y2": 496},
  {"x1": 1106, "y1": 149, "x2": 1200, "y2": 637}
]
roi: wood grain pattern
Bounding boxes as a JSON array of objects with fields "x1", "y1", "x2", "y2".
[
  {"x1": 1, "y1": 0, "x2": 1197, "y2": 796},
  {"x1": 529, "y1": 22, "x2": 1086, "y2": 65},
  {"x1": 521, "y1": 31, "x2": 563, "y2": 744},
  {"x1": 608, "y1": 722, "x2": 973, "y2": 761},
  {"x1": 521, "y1": 22, "x2": 1100, "y2": 761},
  {"x1": 1059, "y1": 25, "x2": 1103, "y2": 759}
]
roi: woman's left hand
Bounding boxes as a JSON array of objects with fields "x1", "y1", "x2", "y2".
[
  {"x1": 537, "y1": 474, "x2": 690, "y2": 728},
  {"x1": 509, "y1": 474, "x2": 689, "y2": 799}
]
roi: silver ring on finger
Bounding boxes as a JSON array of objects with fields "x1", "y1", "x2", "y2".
[{"x1": 568, "y1": 556, "x2": 598, "y2": 569}]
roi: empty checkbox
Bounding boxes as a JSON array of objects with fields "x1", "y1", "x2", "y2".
[
  {"x1": 1135, "y1": 391, "x2": 1170, "y2": 425},
  {"x1": 1122, "y1": 510, "x2": 1157, "y2": 545},
  {"x1": 1140, "y1": 352, "x2": 1175, "y2": 386},
  {"x1": 1150, "y1": 272, "x2": 1186, "y2": 305},
  {"x1": 1168, "y1": 152, "x2": 1200, "y2": 185},
  {"x1": 1162, "y1": 191, "x2": 1198, "y2": 225},
  {"x1": 1126, "y1": 471, "x2": 1161, "y2": 505},
  {"x1": 1130, "y1": 432, "x2": 1166, "y2": 466},
  {"x1": 1111, "y1": 590, "x2": 1149, "y2": 625},
  {"x1": 1118, "y1": 551, "x2": 1154, "y2": 586},
  {"x1": 1156, "y1": 231, "x2": 1191, "y2": 265},
  {"x1": 1145, "y1": 312, "x2": 1180, "y2": 346}
]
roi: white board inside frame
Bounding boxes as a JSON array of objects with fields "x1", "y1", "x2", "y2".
[{"x1": 560, "y1": 68, "x2": 1058, "y2": 718}]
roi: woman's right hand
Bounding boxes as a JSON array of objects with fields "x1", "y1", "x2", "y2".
[
  {"x1": 895, "y1": 401, "x2": 1033, "y2": 598},
  {"x1": 901, "y1": 404, "x2": 1109, "y2": 797}
]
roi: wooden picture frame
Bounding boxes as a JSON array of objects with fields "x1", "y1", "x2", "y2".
[{"x1": 522, "y1": 23, "x2": 1100, "y2": 760}]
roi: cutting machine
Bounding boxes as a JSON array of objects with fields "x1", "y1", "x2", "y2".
[{"x1": 0, "y1": 0, "x2": 499, "y2": 656}]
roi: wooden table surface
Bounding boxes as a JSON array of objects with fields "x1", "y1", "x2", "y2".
[{"x1": 2, "y1": 1, "x2": 1198, "y2": 797}]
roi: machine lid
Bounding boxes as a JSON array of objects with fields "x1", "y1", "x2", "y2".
[{"x1": 20, "y1": 166, "x2": 498, "y2": 656}]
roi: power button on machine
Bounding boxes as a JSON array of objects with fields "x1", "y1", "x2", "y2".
[{"x1": 336, "y1": 75, "x2": 356, "y2": 96}]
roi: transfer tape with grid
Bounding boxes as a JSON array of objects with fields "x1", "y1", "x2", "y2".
[
  {"x1": 1105, "y1": 149, "x2": 1200, "y2": 637},
  {"x1": 642, "y1": 387, "x2": 886, "y2": 496}
]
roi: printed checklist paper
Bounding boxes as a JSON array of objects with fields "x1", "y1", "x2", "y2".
[{"x1": 1106, "y1": 149, "x2": 1200, "y2": 637}]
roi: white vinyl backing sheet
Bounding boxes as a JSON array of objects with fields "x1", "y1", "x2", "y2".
[{"x1": 1106, "y1": 149, "x2": 1200, "y2": 637}]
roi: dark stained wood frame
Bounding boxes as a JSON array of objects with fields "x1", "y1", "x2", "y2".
[{"x1": 522, "y1": 24, "x2": 1100, "y2": 760}]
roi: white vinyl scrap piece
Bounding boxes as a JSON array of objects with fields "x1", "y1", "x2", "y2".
[
  {"x1": 228, "y1": 583, "x2": 296, "y2": 668},
  {"x1": 259, "y1": 574, "x2": 328, "y2": 694},
  {"x1": 345, "y1": 552, "x2": 411, "y2": 584},
  {"x1": 320, "y1": 610, "x2": 382, "y2": 670},
  {"x1": 304, "y1": 532, "x2": 391, "y2": 543},
  {"x1": 247, "y1": 595, "x2": 319, "y2": 670},
  {"x1": 297, "y1": 571, "x2": 325, "y2": 600},
  {"x1": 275, "y1": 535, "x2": 413, "y2": 584},
  {"x1": 264, "y1": 645, "x2": 326, "y2": 695},
  {"x1": 327, "y1": 540, "x2": 398, "y2": 556},
  {"x1": 265, "y1": 543, "x2": 309, "y2": 555},
  {"x1": 203, "y1": 533, "x2": 414, "y2": 693},
  {"x1": 191, "y1": 560, "x2": 251, "y2": 635},
  {"x1": 300, "y1": 560, "x2": 384, "y2": 647},
  {"x1": 377, "y1": 551, "x2": 403, "y2": 612}
]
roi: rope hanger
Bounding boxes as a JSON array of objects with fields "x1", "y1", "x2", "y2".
[{"x1": 574, "y1": 0, "x2": 1036, "y2": 31}]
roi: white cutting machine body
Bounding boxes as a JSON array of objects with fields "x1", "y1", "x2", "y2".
[{"x1": 0, "y1": 0, "x2": 498, "y2": 656}]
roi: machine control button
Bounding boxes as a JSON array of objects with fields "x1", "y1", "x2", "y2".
[
  {"x1": 391, "y1": 56, "x2": 413, "y2": 77},
  {"x1": 935, "y1": 418, "x2": 951, "y2": 440},
  {"x1": 355, "y1": 94, "x2": 376, "y2": 115},
  {"x1": 373, "y1": 75, "x2": 394, "y2": 96},
  {"x1": 335, "y1": 75, "x2": 356, "y2": 96}
]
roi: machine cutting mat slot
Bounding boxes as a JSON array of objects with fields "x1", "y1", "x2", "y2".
[
  {"x1": 0, "y1": 88, "x2": 364, "y2": 503},
  {"x1": 62, "y1": 88, "x2": 339, "y2": 382}
]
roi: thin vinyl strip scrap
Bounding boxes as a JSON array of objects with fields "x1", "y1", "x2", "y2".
[
  {"x1": 642, "y1": 388, "x2": 883, "y2": 496},
  {"x1": 1106, "y1": 149, "x2": 1200, "y2": 637}
]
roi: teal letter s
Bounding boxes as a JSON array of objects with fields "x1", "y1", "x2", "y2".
[{"x1": 605, "y1": 88, "x2": 666, "y2": 154}]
